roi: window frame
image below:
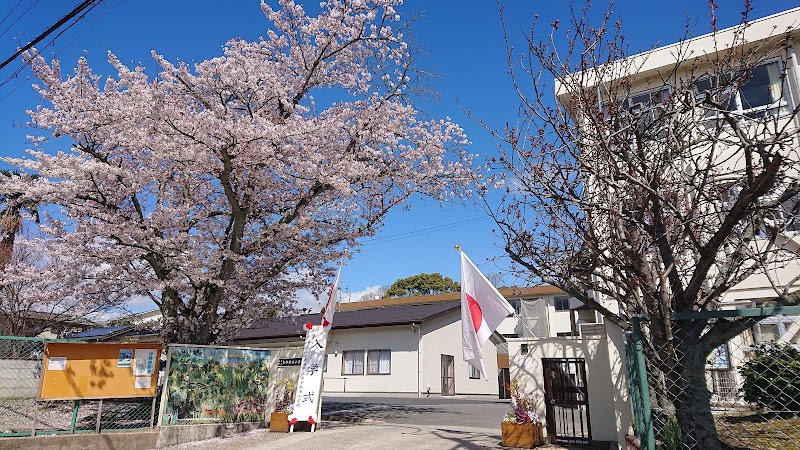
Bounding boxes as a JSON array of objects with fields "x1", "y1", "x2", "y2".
[
  {"x1": 367, "y1": 349, "x2": 391, "y2": 375},
  {"x1": 694, "y1": 58, "x2": 788, "y2": 118},
  {"x1": 468, "y1": 363, "x2": 481, "y2": 379},
  {"x1": 554, "y1": 296, "x2": 571, "y2": 311},
  {"x1": 341, "y1": 350, "x2": 365, "y2": 375}
]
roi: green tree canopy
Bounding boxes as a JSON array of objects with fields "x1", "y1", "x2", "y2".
[{"x1": 384, "y1": 273, "x2": 460, "y2": 298}]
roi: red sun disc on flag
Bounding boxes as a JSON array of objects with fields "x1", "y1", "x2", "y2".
[{"x1": 467, "y1": 294, "x2": 483, "y2": 332}]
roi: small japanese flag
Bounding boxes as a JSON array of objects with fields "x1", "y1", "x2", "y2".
[
  {"x1": 460, "y1": 250, "x2": 514, "y2": 379},
  {"x1": 321, "y1": 263, "x2": 342, "y2": 329}
]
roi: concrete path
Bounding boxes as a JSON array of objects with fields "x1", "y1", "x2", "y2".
[
  {"x1": 161, "y1": 422, "x2": 599, "y2": 450},
  {"x1": 160, "y1": 395, "x2": 607, "y2": 450}
]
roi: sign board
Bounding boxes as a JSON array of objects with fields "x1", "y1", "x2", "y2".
[
  {"x1": 278, "y1": 358, "x2": 302, "y2": 367},
  {"x1": 40, "y1": 342, "x2": 162, "y2": 400},
  {"x1": 289, "y1": 325, "x2": 327, "y2": 425}
]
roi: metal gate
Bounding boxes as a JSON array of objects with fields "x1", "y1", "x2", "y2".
[{"x1": 542, "y1": 358, "x2": 591, "y2": 445}]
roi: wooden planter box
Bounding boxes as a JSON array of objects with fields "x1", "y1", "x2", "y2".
[
  {"x1": 269, "y1": 412, "x2": 290, "y2": 432},
  {"x1": 501, "y1": 422, "x2": 545, "y2": 448}
]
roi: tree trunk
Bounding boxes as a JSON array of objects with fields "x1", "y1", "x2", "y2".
[
  {"x1": 161, "y1": 288, "x2": 181, "y2": 344},
  {"x1": 669, "y1": 333, "x2": 721, "y2": 450}
]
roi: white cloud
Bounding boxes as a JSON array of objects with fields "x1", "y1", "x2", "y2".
[
  {"x1": 294, "y1": 289, "x2": 323, "y2": 313},
  {"x1": 339, "y1": 285, "x2": 385, "y2": 303},
  {"x1": 293, "y1": 284, "x2": 386, "y2": 312}
]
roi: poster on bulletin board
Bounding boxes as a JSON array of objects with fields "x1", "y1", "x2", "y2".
[{"x1": 39, "y1": 342, "x2": 162, "y2": 400}]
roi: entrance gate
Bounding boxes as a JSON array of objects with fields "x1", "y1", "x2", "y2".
[{"x1": 542, "y1": 358, "x2": 591, "y2": 445}]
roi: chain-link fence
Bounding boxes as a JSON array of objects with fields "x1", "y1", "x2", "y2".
[
  {"x1": 627, "y1": 306, "x2": 800, "y2": 450},
  {"x1": 0, "y1": 336, "x2": 160, "y2": 437}
]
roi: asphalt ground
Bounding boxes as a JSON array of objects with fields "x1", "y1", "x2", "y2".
[
  {"x1": 321, "y1": 394, "x2": 511, "y2": 428},
  {"x1": 160, "y1": 395, "x2": 605, "y2": 450}
]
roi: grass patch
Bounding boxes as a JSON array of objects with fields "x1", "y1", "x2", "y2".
[{"x1": 717, "y1": 413, "x2": 800, "y2": 450}]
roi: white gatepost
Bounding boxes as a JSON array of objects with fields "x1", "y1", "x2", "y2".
[{"x1": 288, "y1": 324, "x2": 327, "y2": 432}]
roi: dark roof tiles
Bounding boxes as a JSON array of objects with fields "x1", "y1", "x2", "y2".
[{"x1": 234, "y1": 301, "x2": 460, "y2": 341}]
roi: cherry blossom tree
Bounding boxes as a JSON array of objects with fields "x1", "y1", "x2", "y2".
[
  {"x1": 0, "y1": 230, "x2": 121, "y2": 336},
  {"x1": 488, "y1": 2, "x2": 800, "y2": 447},
  {"x1": 3, "y1": 0, "x2": 475, "y2": 344}
]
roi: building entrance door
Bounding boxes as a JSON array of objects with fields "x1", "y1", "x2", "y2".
[
  {"x1": 542, "y1": 358, "x2": 591, "y2": 445},
  {"x1": 441, "y1": 354, "x2": 455, "y2": 395}
]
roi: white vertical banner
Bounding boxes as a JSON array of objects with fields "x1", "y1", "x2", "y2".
[{"x1": 288, "y1": 324, "x2": 328, "y2": 429}]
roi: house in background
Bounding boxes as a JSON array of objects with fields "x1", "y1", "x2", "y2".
[
  {"x1": 65, "y1": 308, "x2": 163, "y2": 342},
  {"x1": 496, "y1": 285, "x2": 609, "y2": 339},
  {"x1": 232, "y1": 293, "x2": 504, "y2": 397},
  {"x1": 0, "y1": 310, "x2": 96, "y2": 338},
  {"x1": 65, "y1": 325, "x2": 161, "y2": 342}
]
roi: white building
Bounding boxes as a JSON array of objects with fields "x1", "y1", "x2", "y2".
[{"x1": 232, "y1": 293, "x2": 506, "y2": 397}]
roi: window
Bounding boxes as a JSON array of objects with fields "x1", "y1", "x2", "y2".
[
  {"x1": 323, "y1": 354, "x2": 328, "y2": 373},
  {"x1": 468, "y1": 363, "x2": 481, "y2": 379},
  {"x1": 508, "y1": 299, "x2": 521, "y2": 316},
  {"x1": 695, "y1": 60, "x2": 786, "y2": 117},
  {"x1": 602, "y1": 87, "x2": 669, "y2": 118},
  {"x1": 554, "y1": 296, "x2": 571, "y2": 311},
  {"x1": 765, "y1": 193, "x2": 800, "y2": 234},
  {"x1": 342, "y1": 350, "x2": 364, "y2": 375},
  {"x1": 367, "y1": 350, "x2": 391, "y2": 375}
]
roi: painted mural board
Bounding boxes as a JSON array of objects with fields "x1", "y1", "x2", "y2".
[
  {"x1": 162, "y1": 345, "x2": 271, "y2": 424},
  {"x1": 39, "y1": 342, "x2": 162, "y2": 400}
]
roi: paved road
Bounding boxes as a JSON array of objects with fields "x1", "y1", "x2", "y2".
[
  {"x1": 160, "y1": 395, "x2": 602, "y2": 450},
  {"x1": 321, "y1": 394, "x2": 511, "y2": 428}
]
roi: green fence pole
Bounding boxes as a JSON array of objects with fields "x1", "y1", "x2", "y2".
[
  {"x1": 632, "y1": 316, "x2": 655, "y2": 450},
  {"x1": 69, "y1": 400, "x2": 80, "y2": 433}
]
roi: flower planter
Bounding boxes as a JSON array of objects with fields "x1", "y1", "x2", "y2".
[
  {"x1": 269, "y1": 412, "x2": 290, "y2": 432},
  {"x1": 501, "y1": 422, "x2": 544, "y2": 448}
]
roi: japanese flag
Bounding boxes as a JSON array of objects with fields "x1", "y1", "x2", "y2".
[
  {"x1": 460, "y1": 251, "x2": 514, "y2": 379},
  {"x1": 321, "y1": 264, "x2": 342, "y2": 329}
]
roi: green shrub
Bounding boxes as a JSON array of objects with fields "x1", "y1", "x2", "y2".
[{"x1": 738, "y1": 343, "x2": 800, "y2": 413}]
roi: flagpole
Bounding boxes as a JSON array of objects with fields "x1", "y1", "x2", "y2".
[{"x1": 455, "y1": 245, "x2": 541, "y2": 339}]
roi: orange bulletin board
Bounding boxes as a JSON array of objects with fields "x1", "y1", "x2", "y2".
[{"x1": 40, "y1": 342, "x2": 162, "y2": 400}]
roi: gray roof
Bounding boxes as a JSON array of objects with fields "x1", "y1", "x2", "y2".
[
  {"x1": 233, "y1": 301, "x2": 460, "y2": 341},
  {"x1": 65, "y1": 325, "x2": 132, "y2": 340}
]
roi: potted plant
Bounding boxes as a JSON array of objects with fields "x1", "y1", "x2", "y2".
[
  {"x1": 269, "y1": 378, "x2": 295, "y2": 432},
  {"x1": 501, "y1": 379, "x2": 544, "y2": 448}
]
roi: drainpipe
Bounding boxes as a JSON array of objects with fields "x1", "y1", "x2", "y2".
[
  {"x1": 786, "y1": 40, "x2": 800, "y2": 130},
  {"x1": 411, "y1": 323, "x2": 421, "y2": 399}
]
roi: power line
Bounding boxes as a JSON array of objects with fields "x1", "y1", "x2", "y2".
[
  {"x1": 0, "y1": 0, "x2": 113, "y2": 101},
  {"x1": 0, "y1": 0, "x2": 98, "y2": 72},
  {"x1": 360, "y1": 216, "x2": 490, "y2": 246},
  {"x1": 0, "y1": 0, "x2": 40, "y2": 40}
]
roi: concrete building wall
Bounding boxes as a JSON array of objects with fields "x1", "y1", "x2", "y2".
[
  {"x1": 0, "y1": 359, "x2": 40, "y2": 398},
  {"x1": 322, "y1": 325, "x2": 419, "y2": 394},
  {"x1": 421, "y1": 314, "x2": 499, "y2": 396}
]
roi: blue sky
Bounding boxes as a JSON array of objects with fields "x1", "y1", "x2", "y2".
[{"x1": 0, "y1": 0, "x2": 797, "y2": 311}]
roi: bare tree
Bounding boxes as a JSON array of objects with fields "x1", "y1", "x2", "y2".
[
  {"x1": 487, "y1": 2, "x2": 800, "y2": 447},
  {"x1": 359, "y1": 285, "x2": 389, "y2": 301}
]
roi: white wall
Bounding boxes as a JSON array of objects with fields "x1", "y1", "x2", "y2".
[
  {"x1": 507, "y1": 331, "x2": 631, "y2": 448},
  {"x1": 0, "y1": 359, "x2": 40, "y2": 398},
  {"x1": 322, "y1": 325, "x2": 419, "y2": 394},
  {"x1": 422, "y1": 314, "x2": 499, "y2": 396},
  {"x1": 238, "y1": 311, "x2": 503, "y2": 397}
]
